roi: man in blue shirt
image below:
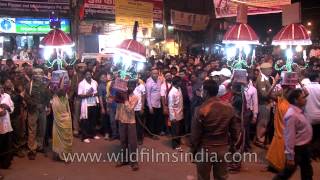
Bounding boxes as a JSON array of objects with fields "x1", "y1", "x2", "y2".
[{"x1": 273, "y1": 89, "x2": 313, "y2": 180}]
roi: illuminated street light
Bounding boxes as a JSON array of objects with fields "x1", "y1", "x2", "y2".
[
  {"x1": 307, "y1": 30, "x2": 311, "y2": 35},
  {"x1": 307, "y1": 22, "x2": 312, "y2": 26}
]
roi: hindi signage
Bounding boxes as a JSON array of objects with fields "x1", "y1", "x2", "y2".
[
  {"x1": 0, "y1": 0, "x2": 70, "y2": 17},
  {"x1": 213, "y1": 0, "x2": 291, "y2": 18},
  {"x1": 170, "y1": 9, "x2": 209, "y2": 31},
  {"x1": 84, "y1": 0, "x2": 163, "y2": 22},
  {"x1": 115, "y1": 0, "x2": 153, "y2": 28}
]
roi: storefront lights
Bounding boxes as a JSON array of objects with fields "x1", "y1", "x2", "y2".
[{"x1": 155, "y1": 23, "x2": 164, "y2": 29}]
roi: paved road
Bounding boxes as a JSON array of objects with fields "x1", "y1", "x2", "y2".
[{"x1": 2, "y1": 137, "x2": 319, "y2": 180}]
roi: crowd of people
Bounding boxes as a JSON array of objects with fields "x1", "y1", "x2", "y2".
[{"x1": 0, "y1": 51, "x2": 319, "y2": 179}]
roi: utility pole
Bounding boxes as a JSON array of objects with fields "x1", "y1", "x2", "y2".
[{"x1": 70, "y1": 0, "x2": 84, "y2": 58}]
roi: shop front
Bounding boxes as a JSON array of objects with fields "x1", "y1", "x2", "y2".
[
  {"x1": 0, "y1": 17, "x2": 71, "y2": 57},
  {"x1": 0, "y1": 0, "x2": 70, "y2": 58},
  {"x1": 79, "y1": 0, "x2": 164, "y2": 57}
]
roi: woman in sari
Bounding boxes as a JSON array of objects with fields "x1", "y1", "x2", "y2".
[
  {"x1": 51, "y1": 75, "x2": 73, "y2": 161},
  {"x1": 266, "y1": 75, "x2": 295, "y2": 171}
]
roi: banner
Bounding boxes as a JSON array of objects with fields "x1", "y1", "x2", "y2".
[
  {"x1": 0, "y1": 0, "x2": 70, "y2": 17},
  {"x1": 0, "y1": 17, "x2": 70, "y2": 34},
  {"x1": 115, "y1": 0, "x2": 153, "y2": 28},
  {"x1": 84, "y1": 0, "x2": 163, "y2": 22},
  {"x1": 213, "y1": 0, "x2": 291, "y2": 18},
  {"x1": 170, "y1": 10, "x2": 209, "y2": 31}
]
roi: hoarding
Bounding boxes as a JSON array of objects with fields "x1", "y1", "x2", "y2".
[
  {"x1": 0, "y1": 18, "x2": 70, "y2": 34},
  {"x1": 84, "y1": 0, "x2": 163, "y2": 22},
  {"x1": 213, "y1": 0, "x2": 291, "y2": 18},
  {"x1": 0, "y1": 0, "x2": 70, "y2": 17}
]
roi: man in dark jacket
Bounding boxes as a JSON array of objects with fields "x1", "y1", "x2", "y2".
[{"x1": 191, "y1": 80, "x2": 240, "y2": 180}]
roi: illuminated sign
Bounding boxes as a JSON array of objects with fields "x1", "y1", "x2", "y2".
[{"x1": 0, "y1": 18, "x2": 70, "y2": 34}]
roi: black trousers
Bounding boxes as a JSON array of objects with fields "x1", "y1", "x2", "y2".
[
  {"x1": 80, "y1": 106, "x2": 97, "y2": 140},
  {"x1": 244, "y1": 110, "x2": 253, "y2": 151},
  {"x1": 311, "y1": 124, "x2": 320, "y2": 159},
  {"x1": 0, "y1": 132, "x2": 13, "y2": 169},
  {"x1": 101, "y1": 104, "x2": 111, "y2": 135},
  {"x1": 149, "y1": 107, "x2": 162, "y2": 135},
  {"x1": 183, "y1": 107, "x2": 191, "y2": 134},
  {"x1": 171, "y1": 120, "x2": 182, "y2": 149},
  {"x1": 135, "y1": 111, "x2": 145, "y2": 142},
  {"x1": 274, "y1": 144, "x2": 313, "y2": 180}
]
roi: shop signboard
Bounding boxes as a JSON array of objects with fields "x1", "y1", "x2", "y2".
[
  {"x1": 115, "y1": 0, "x2": 153, "y2": 28},
  {"x1": 213, "y1": 0, "x2": 291, "y2": 18},
  {"x1": 0, "y1": 17, "x2": 70, "y2": 34},
  {"x1": 0, "y1": 0, "x2": 70, "y2": 17},
  {"x1": 170, "y1": 9, "x2": 210, "y2": 31},
  {"x1": 84, "y1": 0, "x2": 163, "y2": 22}
]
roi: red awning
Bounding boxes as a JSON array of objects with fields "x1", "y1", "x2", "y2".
[
  {"x1": 40, "y1": 29, "x2": 73, "y2": 47},
  {"x1": 272, "y1": 23, "x2": 312, "y2": 46},
  {"x1": 223, "y1": 23, "x2": 259, "y2": 45}
]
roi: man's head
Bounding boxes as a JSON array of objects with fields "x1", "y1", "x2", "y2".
[
  {"x1": 127, "y1": 79, "x2": 137, "y2": 95},
  {"x1": 253, "y1": 67, "x2": 261, "y2": 81},
  {"x1": 202, "y1": 80, "x2": 219, "y2": 99},
  {"x1": 151, "y1": 68, "x2": 159, "y2": 81},
  {"x1": 100, "y1": 74, "x2": 107, "y2": 83},
  {"x1": 66, "y1": 66, "x2": 74, "y2": 77},
  {"x1": 106, "y1": 73, "x2": 112, "y2": 81},
  {"x1": 190, "y1": 73, "x2": 197, "y2": 83},
  {"x1": 170, "y1": 66, "x2": 178, "y2": 76},
  {"x1": 77, "y1": 63, "x2": 87, "y2": 73},
  {"x1": 308, "y1": 71, "x2": 320, "y2": 83},
  {"x1": 164, "y1": 72, "x2": 172, "y2": 83},
  {"x1": 85, "y1": 70, "x2": 92, "y2": 83},
  {"x1": 178, "y1": 70, "x2": 186, "y2": 79},
  {"x1": 172, "y1": 76, "x2": 181, "y2": 89},
  {"x1": 287, "y1": 89, "x2": 307, "y2": 108}
]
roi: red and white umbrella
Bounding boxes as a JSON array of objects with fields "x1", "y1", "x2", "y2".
[
  {"x1": 40, "y1": 29, "x2": 74, "y2": 48},
  {"x1": 118, "y1": 39, "x2": 146, "y2": 57},
  {"x1": 223, "y1": 23, "x2": 259, "y2": 45},
  {"x1": 272, "y1": 23, "x2": 312, "y2": 46},
  {"x1": 107, "y1": 39, "x2": 146, "y2": 62}
]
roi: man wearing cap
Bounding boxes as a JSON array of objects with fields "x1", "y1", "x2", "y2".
[
  {"x1": 25, "y1": 68, "x2": 51, "y2": 160},
  {"x1": 214, "y1": 68, "x2": 232, "y2": 103}
]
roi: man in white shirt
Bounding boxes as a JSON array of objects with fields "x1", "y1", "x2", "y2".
[
  {"x1": 244, "y1": 78, "x2": 258, "y2": 151},
  {"x1": 78, "y1": 70, "x2": 100, "y2": 143},
  {"x1": 168, "y1": 77, "x2": 184, "y2": 152},
  {"x1": 19, "y1": 48, "x2": 29, "y2": 60},
  {"x1": 0, "y1": 84, "x2": 14, "y2": 169},
  {"x1": 304, "y1": 71, "x2": 320, "y2": 159},
  {"x1": 133, "y1": 80, "x2": 146, "y2": 145},
  {"x1": 146, "y1": 68, "x2": 162, "y2": 139},
  {"x1": 160, "y1": 72, "x2": 173, "y2": 135}
]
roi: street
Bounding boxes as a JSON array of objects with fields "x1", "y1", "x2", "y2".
[{"x1": 2, "y1": 137, "x2": 319, "y2": 180}]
